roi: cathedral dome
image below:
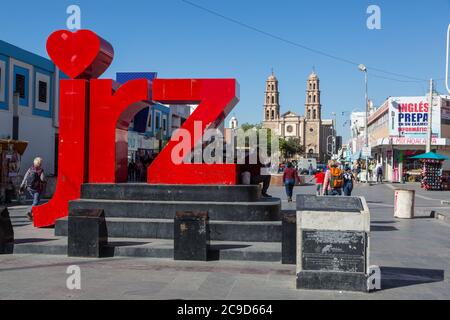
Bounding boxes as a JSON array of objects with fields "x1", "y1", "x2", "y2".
[
  {"x1": 308, "y1": 70, "x2": 318, "y2": 80},
  {"x1": 267, "y1": 72, "x2": 277, "y2": 81}
]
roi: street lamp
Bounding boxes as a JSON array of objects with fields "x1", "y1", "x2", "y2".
[
  {"x1": 359, "y1": 64, "x2": 369, "y2": 183},
  {"x1": 331, "y1": 112, "x2": 337, "y2": 156}
]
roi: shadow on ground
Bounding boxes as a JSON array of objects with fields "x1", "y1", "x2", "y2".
[
  {"x1": 14, "y1": 238, "x2": 57, "y2": 244},
  {"x1": 380, "y1": 267, "x2": 445, "y2": 290}
]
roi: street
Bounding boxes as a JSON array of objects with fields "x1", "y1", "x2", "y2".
[{"x1": 0, "y1": 182, "x2": 449, "y2": 300}]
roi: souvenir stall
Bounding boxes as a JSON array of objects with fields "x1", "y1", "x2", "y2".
[
  {"x1": 410, "y1": 152, "x2": 450, "y2": 191},
  {"x1": 0, "y1": 140, "x2": 28, "y2": 204}
]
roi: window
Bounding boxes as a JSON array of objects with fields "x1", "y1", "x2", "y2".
[
  {"x1": 271, "y1": 96, "x2": 275, "y2": 104},
  {"x1": 163, "y1": 117, "x2": 167, "y2": 131},
  {"x1": 310, "y1": 128, "x2": 314, "y2": 133},
  {"x1": 147, "y1": 112, "x2": 152, "y2": 129},
  {"x1": 15, "y1": 74, "x2": 25, "y2": 98},
  {"x1": 38, "y1": 81, "x2": 47, "y2": 103},
  {"x1": 286, "y1": 125, "x2": 294, "y2": 133},
  {"x1": 307, "y1": 110, "x2": 311, "y2": 119},
  {"x1": 271, "y1": 110, "x2": 275, "y2": 120},
  {"x1": 0, "y1": 62, "x2": 4, "y2": 103},
  {"x1": 313, "y1": 95, "x2": 316, "y2": 103},
  {"x1": 156, "y1": 113, "x2": 161, "y2": 129},
  {"x1": 313, "y1": 110, "x2": 317, "y2": 119},
  {"x1": 266, "y1": 110, "x2": 270, "y2": 120}
]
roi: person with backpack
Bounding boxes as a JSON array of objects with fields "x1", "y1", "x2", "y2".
[
  {"x1": 322, "y1": 160, "x2": 344, "y2": 196},
  {"x1": 343, "y1": 167, "x2": 356, "y2": 196},
  {"x1": 20, "y1": 157, "x2": 46, "y2": 221}
]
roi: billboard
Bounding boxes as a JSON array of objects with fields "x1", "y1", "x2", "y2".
[{"x1": 389, "y1": 96, "x2": 441, "y2": 139}]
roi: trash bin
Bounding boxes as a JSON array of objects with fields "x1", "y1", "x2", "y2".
[{"x1": 394, "y1": 189, "x2": 415, "y2": 219}]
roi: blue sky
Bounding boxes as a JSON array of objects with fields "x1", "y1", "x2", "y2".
[{"x1": 1, "y1": 0, "x2": 449, "y2": 140}]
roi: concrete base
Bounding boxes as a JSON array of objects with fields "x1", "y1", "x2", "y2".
[
  {"x1": 297, "y1": 271, "x2": 369, "y2": 292},
  {"x1": 0, "y1": 207, "x2": 14, "y2": 254},
  {"x1": 282, "y1": 213, "x2": 296, "y2": 265},
  {"x1": 49, "y1": 184, "x2": 283, "y2": 261},
  {"x1": 67, "y1": 209, "x2": 108, "y2": 258},
  {"x1": 174, "y1": 211, "x2": 210, "y2": 261}
]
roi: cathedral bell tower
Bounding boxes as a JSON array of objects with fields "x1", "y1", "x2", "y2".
[
  {"x1": 305, "y1": 69, "x2": 321, "y2": 120},
  {"x1": 304, "y1": 69, "x2": 322, "y2": 159},
  {"x1": 263, "y1": 71, "x2": 280, "y2": 122}
]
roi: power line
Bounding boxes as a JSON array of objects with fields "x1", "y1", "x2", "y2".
[{"x1": 182, "y1": 0, "x2": 430, "y2": 82}]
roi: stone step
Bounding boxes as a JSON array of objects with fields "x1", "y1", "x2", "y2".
[
  {"x1": 81, "y1": 184, "x2": 262, "y2": 202},
  {"x1": 55, "y1": 217, "x2": 282, "y2": 242},
  {"x1": 13, "y1": 237, "x2": 281, "y2": 262},
  {"x1": 69, "y1": 198, "x2": 281, "y2": 222}
]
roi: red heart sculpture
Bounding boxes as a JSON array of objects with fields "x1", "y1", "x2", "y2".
[{"x1": 46, "y1": 30, "x2": 114, "y2": 79}]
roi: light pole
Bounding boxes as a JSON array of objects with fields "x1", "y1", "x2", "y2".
[
  {"x1": 426, "y1": 79, "x2": 434, "y2": 153},
  {"x1": 359, "y1": 64, "x2": 369, "y2": 183},
  {"x1": 331, "y1": 112, "x2": 337, "y2": 156}
]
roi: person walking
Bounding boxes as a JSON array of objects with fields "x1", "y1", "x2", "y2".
[
  {"x1": 343, "y1": 167, "x2": 356, "y2": 196},
  {"x1": 376, "y1": 163, "x2": 383, "y2": 184},
  {"x1": 322, "y1": 160, "x2": 344, "y2": 196},
  {"x1": 314, "y1": 168, "x2": 326, "y2": 196},
  {"x1": 20, "y1": 157, "x2": 46, "y2": 221},
  {"x1": 283, "y1": 162, "x2": 299, "y2": 202}
]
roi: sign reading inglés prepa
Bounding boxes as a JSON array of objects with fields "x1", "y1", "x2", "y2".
[{"x1": 389, "y1": 96, "x2": 441, "y2": 139}]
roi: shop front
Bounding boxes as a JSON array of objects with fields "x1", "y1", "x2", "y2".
[
  {"x1": 373, "y1": 138, "x2": 450, "y2": 183},
  {"x1": 368, "y1": 95, "x2": 450, "y2": 183}
]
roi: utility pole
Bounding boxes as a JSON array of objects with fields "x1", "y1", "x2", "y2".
[
  {"x1": 332, "y1": 112, "x2": 337, "y2": 156},
  {"x1": 426, "y1": 79, "x2": 434, "y2": 153},
  {"x1": 359, "y1": 64, "x2": 369, "y2": 183}
]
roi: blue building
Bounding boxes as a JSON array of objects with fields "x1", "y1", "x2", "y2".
[
  {"x1": 116, "y1": 72, "x2": 171, "y2": 160},
  {"x1": 0, "y1": 40, "x2": 64, "y2": 176}
]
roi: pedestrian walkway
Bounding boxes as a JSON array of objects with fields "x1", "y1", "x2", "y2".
[{"x1": 0, "y1": 183, "x2": 449, "y2": 299}]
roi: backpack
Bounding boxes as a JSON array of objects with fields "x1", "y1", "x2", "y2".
[
  {"x1": 329, "y1": 167, "x2": 344, "y2": 189},
  {"x1": 26, "y1": 168, "x2": 42, "y2": 190}
]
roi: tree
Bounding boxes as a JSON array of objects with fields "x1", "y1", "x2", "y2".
[
  {"x1": 238, "y1": 123, "x2": 275, "y2": 155},
  {"x1": 280, "y1": 137, "x2": 304, "y2": 160}
]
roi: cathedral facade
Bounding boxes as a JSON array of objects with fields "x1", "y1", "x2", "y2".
[{"x1": 262, "y1": 71, "x2": 334, "y2": 163}]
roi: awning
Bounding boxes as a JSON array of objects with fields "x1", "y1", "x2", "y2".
[
  {"x1": 409, "y1": 152, "x2": 450, "y2": 160},
  {"x1": 0, "y1": 139, "x2": 28, "y2": 155}
]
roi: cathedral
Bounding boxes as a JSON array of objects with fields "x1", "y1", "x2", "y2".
[{"x1": 262, "y1": 70, "x2": 334, "y2": 163}]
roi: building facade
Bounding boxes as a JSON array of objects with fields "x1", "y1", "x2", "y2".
[
  {"x1": 0, "y1": 40, "x2": 64, "y2": 176},
  {"x1": 116, "y1": 72, "x2": 171, "y2": 161},
  {"x1": 262, "y1": 71, "x2": 334, "y2": 162}
]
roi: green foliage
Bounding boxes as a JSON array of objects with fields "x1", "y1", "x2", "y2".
[{"x1": 279, "y1": 137, "x2": 304, "y2": 159}]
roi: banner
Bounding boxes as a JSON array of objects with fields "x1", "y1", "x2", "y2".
[{"x1": 389, "y1": 96, "x2": 441, "y2": 139}]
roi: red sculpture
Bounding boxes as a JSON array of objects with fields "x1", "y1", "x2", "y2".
[{"x1": 34, "y1": 29, "x2": 239, "y2": 228}]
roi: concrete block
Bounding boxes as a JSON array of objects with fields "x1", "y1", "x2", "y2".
[
  {"x1": 67, "y1": 209, "x2": 108, "y2": 258},
  {"x1": 296, "y1": 195, "x2": 371, "y2": 293},
  {"x1": 282, "y1": 213, "x2": 296, "y2": 265},
  {"x1": 0, "y1": 207, "x2": 14, "y2": 254},
  {"x1": 174, "y1": 211, "x2": 210, "y2": 261}
]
